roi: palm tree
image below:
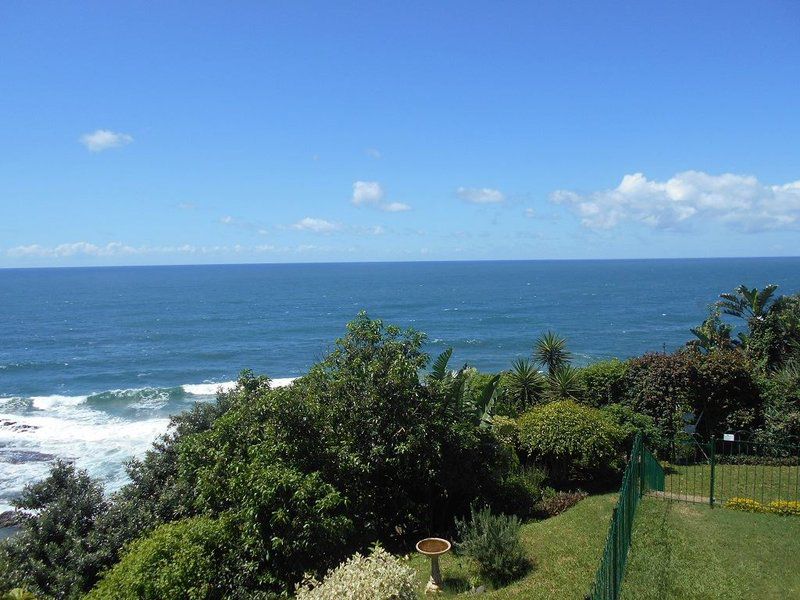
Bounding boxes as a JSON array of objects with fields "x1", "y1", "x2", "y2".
[
  {"x1": 547, "y1": 364, "x2": 583, "y2": 401},
  {"x1": 717, "y1": 284, "x2": 779, "y2": 320},
  {"x1": 534, "y1": 331, "x2": 572, "y2": 375},
  {"x1": 505, "y1": 358, "x2": 546, "y2": 411}
]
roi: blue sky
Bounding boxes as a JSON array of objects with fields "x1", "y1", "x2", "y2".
[{"x1": 2, "y1": 1, "x2": 799, "y2": 267}]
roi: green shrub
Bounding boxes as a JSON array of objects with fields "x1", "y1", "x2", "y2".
[
  {"x1": 295, "y1": 546, "x2": 416, "y2": 600},
  {"x1": 2, "y1": 590, "x2": 38, "y2": 600},
  {"x1": 517, "y1": 401, "x2": 626, "y2": 483},
  {"x1": 623, "y1": 349, "x2": 761, "y2": 445},
  {"x1": 86, "y1": 517, "x2": 229, "y2": 600},
  {"x1": 455, "y1": 505, "x2": 530, "y2": 587},
  {"x1": 757, "y1": 364, "x2": 800, "y2": 446},
  {"x1": 495, "y1": 466, "x2": 548, "y2": 518},
  {"x1": 0, "y1": 461, "x2": 111, "y2": 599},
  {"x1": 602, "y1": 403, "x2": 666, "y2": 455},
  {"x1": 491, "y1": 415, "x2": 520, "y2": 449},
  {"x1": 579, "y1": 359, "x2": 628, "y2": 407}
]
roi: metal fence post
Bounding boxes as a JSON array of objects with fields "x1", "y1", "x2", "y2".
[{"x1": 709, "y1": 438, "x2": 716, "y2": 508}]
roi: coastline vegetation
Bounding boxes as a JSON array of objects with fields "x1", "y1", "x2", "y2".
[{"x1": 1, "y1": 284, "x2": 798, "y2": 599}]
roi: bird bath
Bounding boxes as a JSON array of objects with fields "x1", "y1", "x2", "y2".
[{"x1": 416, "y1": 537, "x2": 451, "y2": 593}]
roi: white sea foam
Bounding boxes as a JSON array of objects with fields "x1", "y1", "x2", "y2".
[
  {"x1": 181, "y1": 381, "x2": 238, "y2": 396},
  {"x1": 1, "y1": 376, "x2": 297, "y2": 511},
  {"x1": 182, "y1": 377, "x2": 295, "y2": 396},
  {"x1": 30, "y1": 395, "x2": 88, "y2": 411}
]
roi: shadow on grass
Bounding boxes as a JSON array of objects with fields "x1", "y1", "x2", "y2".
[{"x1": 441, "y1": 577, "x2": 472, "y2": 593}]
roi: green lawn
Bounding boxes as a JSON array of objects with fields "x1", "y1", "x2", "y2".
[
  {"x1": 621, "y1": 498, "x2": 800, "y2": 600},
  {"x1": 408, "y1": 493, "x2": 616, "y2": 599},
  {"x1": 664, "y1": 463, "x2": 800, "y2": 504}
]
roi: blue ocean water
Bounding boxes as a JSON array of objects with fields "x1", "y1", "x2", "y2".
[{"x1": 1, "y1": 258, "x2": 799, "y2": 510}]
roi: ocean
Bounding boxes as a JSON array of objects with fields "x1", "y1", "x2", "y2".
[{"x1": 1, "y1": 257, "x2": 799, "y2": 512}]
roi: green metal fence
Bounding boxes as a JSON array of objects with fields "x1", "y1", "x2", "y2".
[
  {"x1": 662, "y1": 434, "x2": 800, "y2": 507},
  {"x1": 587, "y1": 433, "x2": 664, "y2": 600}
]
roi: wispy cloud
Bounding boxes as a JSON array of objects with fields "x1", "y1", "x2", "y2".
[
  {"x1": 5, "y1": 241, "x2": 287, "y2": 259},
  {"x1": 552, "y1": 171, "x2": 800, "y2": 232},
  {"x1": 382, "y1": 202, "x2": 411, "y2": 212},
  {"x1": 366, "y1": 148, "x2": 381, "y2": 159},
  {"x1": 7, "y1": 242, "x2": 198, "y2": 258},
  {"x1": 524, "y1": 208, "x2": 536, "y2": 218},
  {"x1": 457, "y1": 187, "x2": 505, "y2": 204},
  {"x1": 79, "y1": 129, "x2": 133, "y2": 152},
  {"x1": 291, "y1": 217, "x2": 340, "y2": 233}
]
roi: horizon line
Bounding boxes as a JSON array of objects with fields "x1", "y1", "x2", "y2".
[{"x1": 2, "y1": 254, "x2": 800, "y2": 271}]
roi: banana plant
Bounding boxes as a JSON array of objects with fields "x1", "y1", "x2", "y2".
[{"x1": 428, "y1": 348, "x2": 500, "y2": 428}]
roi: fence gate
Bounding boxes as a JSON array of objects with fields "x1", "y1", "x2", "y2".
[{"x1": 654, "y1": 434, "x2": 800, "y2": 508}]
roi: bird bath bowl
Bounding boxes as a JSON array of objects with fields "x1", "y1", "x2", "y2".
[{"x1": 416, "y1": 538, "x2": 451, "y2": 593}]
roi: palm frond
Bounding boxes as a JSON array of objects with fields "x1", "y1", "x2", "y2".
[{"x1": 429, "y1": 348, "x2": 453, "y2": 382}]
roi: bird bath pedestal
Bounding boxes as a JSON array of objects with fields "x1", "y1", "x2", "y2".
[{"x1": 416, "y1": 537, "x2": 451, "y2": 594}]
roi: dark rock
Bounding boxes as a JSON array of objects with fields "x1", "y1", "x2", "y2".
[
  {"x1": 0, "y1": 511, "x2": 18, "y2": 527},
  {"x1": 0, "y1": 449, "x2": 56, "y2": 464},
  {"x1": 0, "y1": 419, "x2": 39, "y2": 432}
]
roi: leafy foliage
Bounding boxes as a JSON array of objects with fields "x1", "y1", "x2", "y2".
[
  {"x1": 501, "y1": 358, "x2": 546, "y2": 414},
  {"x1": 688, "y1": 307, "x2": 737, "y2": 353},
  {"x1": 757, "y1": 362, "x2": 800, "y2": 445},
  {"x1": 534, "y1": 331, "x2": 571, "y2": 376},
  {"x1": 517, "y1": 401, "x2": 626, "y2": 483},
  {"x1": 579, "y1": 359, "x2": 629, "y2": 407},
  {"x1": 495, "y1": 466, "x2": 548, "y2": 518},
  {"x1": 623, "y1": 351, "x2": 697, "y2": 444},
  {"x1": 547, "y1": 364, "x2": 584, "y2": 402},
  {"x1": 86, "y1": 517, "x2": 231, "y2": 600},
  {"x1": 601, "y1": 403, "x2": 665, "y2": 455},
  {"x1": 0, "y1": 461, "x2": 111, "y2": 599},
  {"x1": 295, "y1": 546, "x2": 416, "y2": 600},
  {"x1": 747, "y1": 294, "x2": 800, "y2": 371},
  {"x1": 455, "y1": 505, "x2": 530, "y2": 587},
  {"x1": 717, "y1": 284, "x2": 779, "y2": 320}
]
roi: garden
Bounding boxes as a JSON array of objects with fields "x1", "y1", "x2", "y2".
[{"x1": 1, "y1": 284, "x2": 798, "y2": 599}]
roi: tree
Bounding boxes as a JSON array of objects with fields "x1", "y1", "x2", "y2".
[
  {"x1": 533, "y1": 331, "x2": 571, "y2": 376},
  {"x1": 547, "y1": 364, "x2": 584, "y2": 401},
  {"x1": 0, "y1": 461, "x2": 111, "y2": 599},
  {"x1": 717, "y1": 284, "x2": 779, "y2": 321},
  {"x1": 504, "y1": 358, "x2": 546, "y2": 413},
  {"x1": 688, "y1": 307, "x2": 736, "y2": 352}
]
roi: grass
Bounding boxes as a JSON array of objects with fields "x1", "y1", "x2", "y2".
[
  {"x1": 664, "y1": 463, "x2": 800, "y2": 504},
  {"x1": 621, "y1": 498, "x2": 800, "y2": 600},
  {"x1": 408, "y1": 493, "x2": 616, "y2": 599}
]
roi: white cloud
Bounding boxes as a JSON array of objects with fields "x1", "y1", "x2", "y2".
[
  {"x1": 291, "y1": 217, "x2": 340, "y2": 233},
  {"x1": 552, "y1": 171, "x2": 800, "y2": 232},
  {"x1": 457, "y1": 187, "x2": 505, "y2": 204},
  {"x1": 351, "y1": 181, "x2": 412, "y2": 212},
  {"x1": 366, "y1": 148, "x2": 381, "y2": 159},
  {"x1": 220, "y1": 215, "x2": 234, "y2": 224},
  {"x1": 79, "y1": 129, "x2": 133, "y2": 152},
  {"x1": 352, "y1": 181, "x2": 384, "y2": 206},
  {"x1": 524, "y1": 208, "x2": 536, "y2": 218},
  {"x1": 382, "y1": 202, "x2": 411, "y2": 212}
]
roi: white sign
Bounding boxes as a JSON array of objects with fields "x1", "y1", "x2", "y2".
[{"x1": 723, "y1": 433, "x2": 735, "y2": 442}]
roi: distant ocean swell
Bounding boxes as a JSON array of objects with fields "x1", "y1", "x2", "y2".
[{"x1": 0, "y1": 378, "x2": 295, "y2": 514}]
